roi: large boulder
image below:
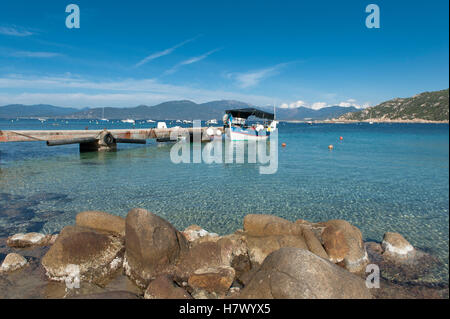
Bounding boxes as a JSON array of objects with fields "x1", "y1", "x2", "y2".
[
  {"x1": 188, "y1": 266, "x2": 235, "y2": 295},
  {"x1": 144, "y1": 275, "x2": 192, "y2": 299},
  {"x1": 322, "y1": 220, "x2": 368, "y2": 272},
  {"x1": 41, "y1": 225, "x2": 124, "y2": 285},
  {"x1": 0, "y1": 253, "x2": 28, "y2": 272},
  {"x1": 322, "y1": 225, "x2": 349, "y2": 263},
  {"x1": 175, "y1": 241, "x2": 224, "y2": 280},
  {"x1": 301, "y1": 227, "x2": 329, "y2": 260},
  {"x1": 124, "y1": 208, "x2": 189, "y2": 288},
  {"x1": 239, "y1": 248, "x2": 372, "y2": 299},
  {"x1": 76, "y1": 211, "x2": 125, "y2": 237},
  {"x1": 174, "y1": 234, "x2": 250, "y2": 282},
  {"x1": 381, "y1": 232, "x2": 415, "y2": 258},
  {"x1": 243, "y1": 214, "x2": 301, "y2": 237},
  {"x1": 246, "y1": 234, "x2": 308, "y2": 266}
]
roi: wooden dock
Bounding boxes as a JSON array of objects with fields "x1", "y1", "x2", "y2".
[{"x1": 0, "y1": 127, "x2": 223, "y2": 152}]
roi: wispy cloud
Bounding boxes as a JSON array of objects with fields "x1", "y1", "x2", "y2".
[
  {"x1": 0, "y1": 26, "x2": 33, "y2": 37},
  {"x1": 229, "y1": 63, "x2": 289, "y2": 88},
  {"x1": 135, "y1": 36, "x2": 200, "y2": 68},
  {"x1": 0, "y1": 74, "x2": 276, "y2": 108},
  {"x1": 164, "y1": 48, "x2": 221, "y2": 75},
  {"x1": 10, "y1": 51, "x2": 62, "y2": 58}
]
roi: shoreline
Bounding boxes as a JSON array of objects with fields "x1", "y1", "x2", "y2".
[
  {"x1": 1, "y1": 210, "x2": 448, "y2": 299},
  {"x1": 281, "y1": 119, "x2": 449, "y2": 124}
]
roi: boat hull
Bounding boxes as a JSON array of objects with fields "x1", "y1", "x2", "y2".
[{"x1": 226, "y1": 127, "x2": 269, "y2": 141}]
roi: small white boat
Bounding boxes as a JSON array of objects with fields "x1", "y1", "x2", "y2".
[
  {"x1": 121, "y1": 119, "x2": 135, "y2": 124},
  {"x1": 206, "y1": 119, "x2": 218, "y2": 125},
  {"x1": 182, "y1": 120, "x2": 192, "y2": 124},
  {"x1": 223, "y1": 108, "x2": 277, "y2": 141},
  {"x1": 147, "y1": 120, "x2": 155, "y2": 123}
]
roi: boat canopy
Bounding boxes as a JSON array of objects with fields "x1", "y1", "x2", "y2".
[{"x1": 225, "y1": 108, "x2": 274, "y2": 120}]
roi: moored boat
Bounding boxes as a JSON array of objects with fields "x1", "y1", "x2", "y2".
[{"x1": 223, "y1": 108, "x2": 277, "y2": 141}]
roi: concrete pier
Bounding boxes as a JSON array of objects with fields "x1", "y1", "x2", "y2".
[{"x1": 0, "y1": 127, "x2": 223, "y2": 152}]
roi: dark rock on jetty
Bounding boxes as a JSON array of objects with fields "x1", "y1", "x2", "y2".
[{"x1": 0, "y1": 210, "x2": 447, "y2": 299}]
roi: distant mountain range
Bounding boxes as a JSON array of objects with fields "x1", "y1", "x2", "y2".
[
  {"x1": 338, "y1": 89, "x2": 449, "y2": 122},
  {"x1": 0, "y1": 104, "x2": 82, "y2": 118},
  {"x1": 0, "y1": 100, "x2": 359, "y2": 121}
]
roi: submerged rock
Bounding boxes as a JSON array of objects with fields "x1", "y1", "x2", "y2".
[
  {"x1": 76, "y1": 210, "x2": 126, "y2": 237},
  {"x1": 124, "y1": 208, "x2": 189, "y2": 288},
  {"x1": 144, "y1": 275, "x2": 192, "y2": 299},
  {"x1": 6, "y1": 232, "x2": 54, "y2": 248},
  {"x1": 0, "y1": 253, "x2": 28, "y2": 272},
  {"x1": 382, "y1": 232, "x2": 415, "y2": 258},
  {"x1": 239, "y1": 248, "x2": 372, "y2": 299},
  {"x1": 366, "y1": 241, "x2": 441, "y2": 284},
  {"x1": 41, "y1": 225, "x2": 124, "y2": 285}
]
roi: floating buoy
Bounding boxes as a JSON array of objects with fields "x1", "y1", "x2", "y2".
[
  {"x1": 339, "y1": 136, "x2": 343, "y2": 140},
  {"x1": 282, "y1": 143, "x2": 286, "y2": 147},
  {"x1": 328, "y1": 144, "x2": 334, "y2": 150}
]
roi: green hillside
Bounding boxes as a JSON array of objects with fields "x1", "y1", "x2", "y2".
[{"x1": 339, "y1": 89, "x2": 449, "y2": 121}]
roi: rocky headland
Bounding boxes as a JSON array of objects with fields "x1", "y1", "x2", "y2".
[{"x1": 0, "y1": 209, "x2": 447, "y2": 299}]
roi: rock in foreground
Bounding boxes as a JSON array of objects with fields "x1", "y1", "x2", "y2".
[
  {"x1": 382, "y1": 232, "x2": 415, "y2": 258},
  {"x1": 41, "y1": 225, "x2": 124, "y2": 284},
  {"x1": 144, "y1": 275, "x2": 192, "y2": 299},
  {"x1": 0, "y1": 253, "x2": 28, "y2": 272},
  {"x1": 76, "y1": 211, "x2": 126, "y2": 237},
  {"x1": 239, "y1": 248, "x2": 372, "y2": 299},
  {"x1": 124, "y1": 208, "x2": 189, "y2": 288},
  {"x1": 7, "y1": 232, "x2": 56, "y2": 248}
]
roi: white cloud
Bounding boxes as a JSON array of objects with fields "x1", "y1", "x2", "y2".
[
  {"x1": 0, "y1": 26, "x2": 33, "y2": 37},
  {"x1": 0, "y1": 74, "x2": 276, "y2": 107},
  {"x1": 280, "y1": 100, "x2": 307, "y2": 108},
  {"x1": 279, "y1": 99, "x2": 370, "y2": 110},
  {"x1": 135, "y1": 36, "x2": 199, "y2": 68},
  {"x1": 310, "y1": 102, "x2": 328, "y2": 110},
  {"x1": 230, "y1": 63, "x2": 287, "y2": 88},
  {"x1": 164, "y1": 48, "x2": 220, "y2": 75}
]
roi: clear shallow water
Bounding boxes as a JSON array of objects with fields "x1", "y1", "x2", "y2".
[{"x1": 0, "y1": 119, "x2": 448, "y2": 284}]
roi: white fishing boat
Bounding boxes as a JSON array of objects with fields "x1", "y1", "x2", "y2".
[
  {"x1": 223, "y1": 108, "x2": 277, "y2": 141},
  {"x1": 121, "y1": 119, "x2": 135, "y2": 124},
  {"x1": 147, "y1": 120, "x2": 155, "y2": 123},
  {"x1": 182, "y1": 120, "x2": 193, "y2": 124}
]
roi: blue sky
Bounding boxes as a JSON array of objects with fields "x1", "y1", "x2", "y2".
[{"x1": 0, "y1": 0, "x2": 448, "y2": 109}]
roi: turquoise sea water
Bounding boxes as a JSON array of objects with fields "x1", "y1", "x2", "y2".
[{"x1": 0, "y1": 119, "x2": 448, "y2": 284}]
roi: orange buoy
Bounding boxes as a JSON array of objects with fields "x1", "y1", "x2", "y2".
[
  {"x1": 282, "y1": 143, "x2": 286, "y2": 147},
  {"x1": 339, "y1": 136, "x2": 343, "y2": 140},
  {"x1": 328, "y1": 144, "x2": 334, "y2": 150}
]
